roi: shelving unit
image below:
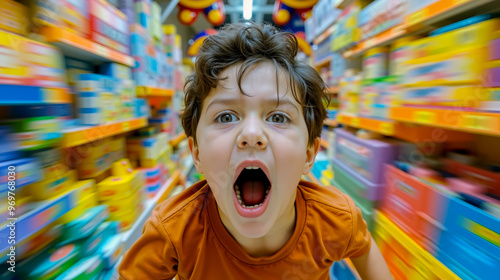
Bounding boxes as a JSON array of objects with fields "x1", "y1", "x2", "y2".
[
  {"x1": 391, "y1": 107, "x2": 500, "y2": 137},
  {"x1": 136, "y1": 87, "x2": 175, "y2": 97},
  {"x1": 343, "y1": 25, "x2": 406, "y2": 58},
  {"x1": 0, "y1": 85, "x2": 71, "y2": 105},
  {"x1": 61, "y1": 117, "x2": 148, "y2": 148},
  {"x1": 324, "y1": 119, "x2": 338, "y2": 127},
  {"x1": 40, "y1": 26, "x2": 134, "y2": 67}
]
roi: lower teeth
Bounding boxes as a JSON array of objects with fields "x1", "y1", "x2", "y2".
[{"x1": 235, "y1": 185, "x2": 269, "y2": 208}]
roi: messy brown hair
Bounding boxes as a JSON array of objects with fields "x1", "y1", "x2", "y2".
[{"x1": 182, "y1": 21, "x2": 328, "y2": 146}]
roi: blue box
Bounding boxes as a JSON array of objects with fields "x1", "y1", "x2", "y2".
[{"x1": 436, "y1": 196, "x2": 500, "y2": 280}]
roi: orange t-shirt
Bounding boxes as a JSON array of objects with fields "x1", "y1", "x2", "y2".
[{"x1": 119, "y1": 180, "x2": 371, "y2": 280}]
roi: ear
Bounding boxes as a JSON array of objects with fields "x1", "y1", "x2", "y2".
[
  {"x1": 303, "y1": 138, "x2": 320, "y2": 175},
  {"x1": 188, "y1": 137, "x2": 204, "y2": 174}
]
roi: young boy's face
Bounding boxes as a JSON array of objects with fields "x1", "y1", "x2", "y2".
[{"x1": 189, "y1": 62, "x2": 318, "y2": 238}]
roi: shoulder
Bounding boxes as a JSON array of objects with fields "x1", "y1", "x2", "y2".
[
  {"x1": 298, "y1": 179, "x2": 355, "y2": 214},
  {"x1": 152, "y1": 180, "x2": 210, "y2": 239}
]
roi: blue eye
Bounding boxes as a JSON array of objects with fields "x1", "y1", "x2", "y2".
[
  {"x1": 216, "y1": 113, "x2": 238, "y2": 123},
  {"x1": 267, "y1": 113, "x2": 289, "y2": 124}
]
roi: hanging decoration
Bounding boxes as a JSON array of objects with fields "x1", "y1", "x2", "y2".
[
  {"x1": 272, "y1": 0, "x2": 318, "y2": 26},
  {"x1": 177, "y1": 0, "x2": 226, "y2": 26},
  {"x1": 187, "y1": 29, "x2": 218, "y2": 56}
]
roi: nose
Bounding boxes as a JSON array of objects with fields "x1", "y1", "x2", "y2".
[{"x1": 237, "y1": 116, "x2": 268, "y2": 149}]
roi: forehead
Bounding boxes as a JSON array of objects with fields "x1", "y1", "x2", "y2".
[{"x1": 211, "y1": 62, "x2": 295, "y2": 101}]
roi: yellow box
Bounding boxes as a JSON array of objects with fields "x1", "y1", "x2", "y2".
[
  {"x1": 111, "y1": 158, "x2": 134, "y2": 176},
  {"x1": 60, "y1": 191, "x2": 98, "y2": 223},
  {"x1": 26, "y1": 168, "x2": 75, "y2": 201},
  {"x1": 374, "y1": 211, "x2": 460, "y2": 280},
  {"x1": 0, "y1": 0, "x2": 29, "y2": 35},
  {"x1": 108, "y1": 202, "x2": 144, "y2": 232},
  {"x1": 97, "y1": 171, "x2": 143, "y2": 201},
  {"x1": 101, "y1": 187, "x2": 143, "y2": 217},
  {"x1": 431, "y1": 19, "x2": 500, "y2": 56}
]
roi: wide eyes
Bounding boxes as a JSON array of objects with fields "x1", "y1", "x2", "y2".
[
  {"x1": 216, "y1": 113, "x2": 239, "y2": 123},
  {"x1": 215, "y1": 112, "x2": 290, "y2": 124},
  {"x1": 266, "y1": 113, "x2": 288, "y2": 124}
]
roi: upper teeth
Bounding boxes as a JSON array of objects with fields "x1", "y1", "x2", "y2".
[{"x1": 245, "y1": 166, "x2": 259, "y2": 170}]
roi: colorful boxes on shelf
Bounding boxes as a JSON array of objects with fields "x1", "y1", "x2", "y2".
[
  {"x1": 0, "y1": 0, "x2": 29, "y2": 36},
  {"x1": 89, "y1": 0, "x2": 130, "y2": 54},
  {"x1": 374, "y1": 211, "x2": 460, "y2": 280},
  {"x1": 77, "y1": 74, "x2": 136, "y2": 125},
  {"x1": 436, "y1": 196, "x2": 500, "y2": 280},
  {"x1": 334, "y1": 128, "x2": 399, "y2": 184},
  {"x1": 380, "y1": 165, "x2": 448, "y2": 252},
  {"x1": 358, "y1": 0, "x2": 406, "y2": 40}
]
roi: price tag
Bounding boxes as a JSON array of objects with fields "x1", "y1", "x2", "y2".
[
  {"x1": 407, "y1": 9, "x2": 428, "y2": 27},
  {"x1": 352, "y1": 118, "x2": 360, "y2": 127},
  {"x1": 380, "y1": 123, "x2": 395, "y2": 135},
  {"x1": 475, "y1": 116, "x2": 498, "y2": 132},
  {"x1": 414, "y1": 111, "x2": 436, "y2": 124},
  {"x1": 462, "y1": 115, "x2": 477, "y2": 129}
]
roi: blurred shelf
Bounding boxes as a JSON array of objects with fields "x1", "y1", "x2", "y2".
[
  {"x1": 313, "y1": 24, "x2": 335, "y2": 46},
  {"x1": 324, "y1": 119, "x2": 338, "y2": 127},
  {"x1": 320, "y1": 139, "x2": 330, "y2": 149},
  {"x1": 343, "y1": 0, "x2": 493, "y2": 59},
  {"x1": 405, "y1": 0, "x2": 493, "y2": 30},
  {"x1": 338, "y1": 113, "x2": 474, "y2": 142},
  {"x1": 343, "y1": 25, "x2": 406, "y2": 58},
  {"x1": 136, "y1": 87, "x2": 174, "y2": 97},
  {"x1": 0, "y1": 85, "x2": 71, "y2": 105},
  {"x1": 391, "y1": 107, "x2": 500, "y2": 137},
  {"x1": 314, "y1": 56, "x2": 333, "y2": 69},
  {"x1": 0, "y1": 186, "x2": 81, "y2": 254},
  {"x1": 121, "y1": 170, "x2": 181, "y2": 251},
  {"x1": 169, "y1": 132, "x2": 187, "y2": 147},
  {"x1": 40, "y1": 26, "x2": 134, "y2": 67},
  {"x1": 62, "y1": 117, "x2": 148, "y2": 148}
]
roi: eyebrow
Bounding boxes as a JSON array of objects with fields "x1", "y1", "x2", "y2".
[{"x1": 206, "y1": 96, "x2": 300, "y2": 114}]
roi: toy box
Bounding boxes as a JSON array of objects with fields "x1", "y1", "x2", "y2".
[
  {"x1": 390, "y1": 36, "x2": 421, "y2": 77},
  {"x1": 61, "y1": 0, "x2": 90, "y2": 37},
  {"x1": 332, "y1": 157, "x2": 382, "y2": 231},
  {"x1": 489, "y1": 31, "x2": 500, "y2": 61},
  {"x1": 358, "y1": 0, "x2": 407, "y2": 40},
  {"x1": 374, "y1": 211, "x2": 460, "y2": 280},
  {"x1": 403, "y1": 50, "x2": 486, "y2": 86},
  {"x1": 0, "y1": 0, "x2": 29, "y2": 36},
  {"x1": 436, "y1": 196, "x2": 500, "y2": 280},
  {"x1": 26, "y1": 243, "x2": 83, "y2": 280},
  {"x1": 5, "y1": 116, "x2": 63, "y2": 151},
  {"x1": 89, "y1": 0, "x2": 130, "y2": 54},
  {"x1": 109, "y1": 201, "x2": 144, "y2": 231},
  {"x1": 380, "y1": 165, "x2": 448, "y2": 252},
  {"x1": 101, "y1": 186, "x2": 143, "y2": 216},
  {"x1": 0, "y1": 157, "x2": 41, "y2": 195},
  {"x1": 400, "y1": 86, "x2": 488, "y2": 108},
  {"x1": 334, "y1": 128, "x2": 399, "y2": 184},
  {"x1": 61, "y1": 205, "x2": 110, "y2": 245},
  {"x1": 25, "y1": 165, "x2": 74, "y2": 201},
  {"x1": 82, "y1": 221, "x2": 120, "y2": 256},
  {"x1": 97, "y1": 172, "x2": 143, "y2": 201}
]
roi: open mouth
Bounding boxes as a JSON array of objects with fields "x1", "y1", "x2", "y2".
[{"x1": 232, "y1": 165, "x2": 272, "y2": 218}]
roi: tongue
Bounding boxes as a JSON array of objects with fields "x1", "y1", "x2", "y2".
[{"x1": 241, "y1": 180, "x2": 265, "y2": 206}]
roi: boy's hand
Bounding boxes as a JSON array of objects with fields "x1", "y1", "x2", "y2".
[{"x1": 351, "y1": 237, "x2": 394, "y2": 280}]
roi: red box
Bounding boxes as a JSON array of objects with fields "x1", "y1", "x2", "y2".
[{"x1": 380, "y1": 165, "x2": 447, "y2": 253}]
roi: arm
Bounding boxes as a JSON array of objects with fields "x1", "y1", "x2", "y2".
[
  {"x1": 350, "y1": 237, "x2": 393, "y2": 280},
  {"x1": 119, "y1": 212, "x2": 178, "y2": 280}
]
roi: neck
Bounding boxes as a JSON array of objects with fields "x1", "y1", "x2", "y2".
[{"x1": 219, "y1": 199, "x2": 297, "y2": 258}]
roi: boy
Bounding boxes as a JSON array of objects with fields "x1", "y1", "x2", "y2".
[{"x1": 119, "y1": 22, "x2": 393, "y2": 279}]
